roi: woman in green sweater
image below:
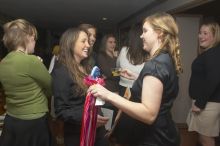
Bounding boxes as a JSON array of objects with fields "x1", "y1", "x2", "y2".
[{"x1": 0, "y1": 19, "x2": 53, "y2": 146}]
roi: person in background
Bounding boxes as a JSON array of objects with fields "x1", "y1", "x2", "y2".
[
  {"x1": 0, "y1": 19, "x2": 53, "y2": 146},
  {"x1": 78, "y1": 23, "x2": 97, "y2": 66},
  {"x1": 88, "y1": 12, "x2": 182, "y2": 146},
  {"x1": 97, "y1": 34, "x2": 119, "y2": 122},
  {"x1": 51, "y1": 27, "x2": 109, "y2": 146},
  {"x1": 187, "y1": 21, "x2": 220, "y2": 146},
  {"x1": 49, "y1": 45, "x2": 60, "y2": 73},
  {"x1": 79, "y1": 23, "x2": 111, "y2": 144},
  {"x1": 116, "y1": 24, "x2": 148, "y2": 96},
  {"x1": 97, "y1": 34, "x2": 119, "y2": 93}
]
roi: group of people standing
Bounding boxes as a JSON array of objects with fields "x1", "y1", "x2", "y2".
[{"x1": 0, "y1": 12, "x2": 219, "y2": 146}]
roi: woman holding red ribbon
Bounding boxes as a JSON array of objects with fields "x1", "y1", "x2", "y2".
[
  {"x1": 51, "y1": 27, "x2": 109, "y2": 146},
  {"x1": 88, "y1": 12, "x2": 182, "y2": 146}
]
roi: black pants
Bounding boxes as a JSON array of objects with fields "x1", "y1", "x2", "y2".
[{"x1": 0, "y1": 114, "x2": 54, "y2": 146}]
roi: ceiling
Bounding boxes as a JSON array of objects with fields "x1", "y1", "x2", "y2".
[
  {"x1": 181, "y1": 0, "x2": 220, "y2": 22},
  {"x1": 0, "y1": 0, "x2": 162, "y2": 33}
]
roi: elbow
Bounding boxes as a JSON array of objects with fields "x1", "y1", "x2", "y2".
[
  {"x1": 143, "y1": 112, "x2": 157, "y2": 125},
  {"x1": 147, "y1": 114, "x2": 157, "y2": 125}
]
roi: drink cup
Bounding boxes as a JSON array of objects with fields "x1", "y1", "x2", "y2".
[{"x1": 111, "y1": 68, "x2": 121, "y2": 76}]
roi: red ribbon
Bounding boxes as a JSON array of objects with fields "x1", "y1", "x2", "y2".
[{"x1": 80, "y1": 76, "x2": 105, "y2": 146}]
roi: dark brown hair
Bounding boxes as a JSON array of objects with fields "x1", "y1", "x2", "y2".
[
  {"x1": 127, "y1": 24, "x2": 148, "y2": 65},
  {"x1": 78, "y1": 23, "x2": 96, "y2": 33},
  {"x1": 99, "y1": 34, "x2": 117, "y2": 54},
  {"x1": 59, "y1": 27, "x2": 91, "y2": 95}
]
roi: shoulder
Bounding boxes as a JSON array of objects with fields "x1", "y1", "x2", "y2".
[
  {"x1": 118, "y1": 47, "x2": 128, "y2": 60},
  {"x1": 26, "y1": 55, "x2": 42, "y2": 64},
  {"x1": 51, "y1": 63, "x2": 73, "y2": 82},
  {"x1": 97, "y1": 52, "x2": 107, "y2": 61},
  {"x1": 120, "y1": 46, "x2": 128, "y2": 53},
  {"x1": 144, "y1": 53, "x2": 172, "y2": 70},
  {"x1": 205, "y1": 44, "x2": 220, "y2": 57},
  {"x1": 141, "y1": 53, "x2": 173, "y2": 83},
  {"x1": 52, "y1": 63, "x2": 68, "y2": 76},
  {"x1": 202, "y1": 44, "x2": 220, "y2": 65}
]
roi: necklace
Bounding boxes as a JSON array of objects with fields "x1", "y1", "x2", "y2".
[{"x1": 16, "y1": 49, "x2": 25, "y2": 54}]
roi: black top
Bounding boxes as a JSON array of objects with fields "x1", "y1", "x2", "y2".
[
  {"x1": 113, "y1": 53, "x2": 180, "y2": 146},
  {"x1": 52, "y1": 63, "x2": 85, "y2": 133},
  {"x1": 97, "y1": 52, "x2": 119, "y2": 92},
  {"x1": 52, "y1": 63, "x2": 108, "y2": 146},
  {"x1": 189, "y1": 44, "x2": 220, "y2": 109},
  {"x1": 133, "y1": 53, "x2": 179, "y2": 146}
]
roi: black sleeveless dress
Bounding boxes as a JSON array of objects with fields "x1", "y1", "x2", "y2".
[{"x1": 112, "y1": 53, "x2": 180, "y2": 146}]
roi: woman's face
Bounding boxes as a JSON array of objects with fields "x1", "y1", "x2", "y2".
[
  {"x1": 106, "y1": 37, "x2": 116, "y2": 53},
  {"x1": 87, "y1": 28, "x2": 96, "y2": 47},
  {"x1": 26, "y1": 35, "x2": 36, "y2": 54},
  {"x1": 140, "y1": 22, "x2": 159, "y2": 54},
  {"x1": 73, "y1": 31, "x2": 90, "y2": 63},
  {"x1": 198, "y1": 25, "x2": 215, "y2": 49}
]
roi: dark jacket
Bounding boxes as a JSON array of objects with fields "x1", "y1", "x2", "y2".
[{"x1": 189, "y1": 44, "x2": 220, "y2": 109}]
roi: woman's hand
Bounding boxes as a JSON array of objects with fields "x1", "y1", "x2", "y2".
[
  {"x1": 120, "y1": 69, "x2": 138, "y2": 80},
  {"x1": 96, "y1": 115, "x2": 109, "y2": 128},
  {"x1": 36, "y1": 56, "x2": 43, "y2": 62},
  {"x1": 88, "y1": 84, "x2": 112, "y2": 101},
  {"x1": 191, "y1": 103, "x2": 201, "y2": 113}
]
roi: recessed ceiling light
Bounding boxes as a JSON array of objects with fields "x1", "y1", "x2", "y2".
[{"x1": 102, "y1": 17, "x2": 107, "y2": 21}]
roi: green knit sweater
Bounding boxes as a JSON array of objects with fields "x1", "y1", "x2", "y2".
[{"x1": 0, "y1": 51, "x2": 52, "y2": 120}]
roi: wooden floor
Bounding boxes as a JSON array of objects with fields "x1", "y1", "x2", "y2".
[
  {"x1": 177, "y1": 123, "x2": 220, "y2": 146},
  {"x1": 50, "y1": 122, "x2": 220, "y2": 146},
  {"x1": 178, "y1": 124, "x2": 198, "y2": 146},
  {"x1": 49, "y1": 118, "x2": 65, "y2": 146}
]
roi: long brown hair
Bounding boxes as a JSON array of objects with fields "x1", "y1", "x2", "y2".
[
  {"x1": 143, "y1": 12, "x2": 183, "y2": 74},
  {"x1": 99, "y1": 34, "x2": 117, "y2": 54},
  {"x1": 127, "y1": 24, "x2": 148, "y2": 65},
  {"x1": 58, "y1": 27, "x2": 91, "y2": 95}
]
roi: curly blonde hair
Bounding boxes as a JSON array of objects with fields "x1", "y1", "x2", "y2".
[{"x1": 143, "y1": 12, "x2": 183, "y2": 74}]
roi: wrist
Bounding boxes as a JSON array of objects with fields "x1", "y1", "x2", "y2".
[{"x1": 106, "y1": 91, "x2": 114, "y2": 103}]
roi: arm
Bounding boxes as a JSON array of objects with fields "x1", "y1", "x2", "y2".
[
  {"x1": 88, "y1": 75, "x2": 163, "y2": 124},
  {"x1": 120, "y1": 69, "x2": 138, "y2": 80},
  {"x1": 29, "y1": 56, "x2": 52, "y2": 97}
]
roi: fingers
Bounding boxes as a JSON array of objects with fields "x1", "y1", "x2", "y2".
[
  {"x1": 97, "y1": 115, "x2": 109, "y2": 125},
  {"x1": 87, "y1": 84, "x2": 97, "y2": 93},
  {"x1": 37, "y1": 56, "x2": 43, "y2": 62},
  {"x1": 88, "y1": 84, "x2": 110, "y2": 102},
  {"x1": 191, "y1": 105, "x2": 201, "y2": 113},
  {"x1": 98, "y1": 115, "x2": 109, "y2": 121},
  {"x1": 89, "y1": 84, "x2": 99, "y2": 92}
]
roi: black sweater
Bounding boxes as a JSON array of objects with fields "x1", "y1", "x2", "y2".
[{"x1": 189, "y1": 44, "x2": 220, "y2": 109}]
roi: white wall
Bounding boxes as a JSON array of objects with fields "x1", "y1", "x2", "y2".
[{"x1": 171, "y1": 15, "x2": 201, "y2": 123}]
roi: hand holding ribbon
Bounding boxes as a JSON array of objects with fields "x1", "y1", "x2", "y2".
[{"x1": 80, "y1": 66, "x2": 105, "y2": 146}]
